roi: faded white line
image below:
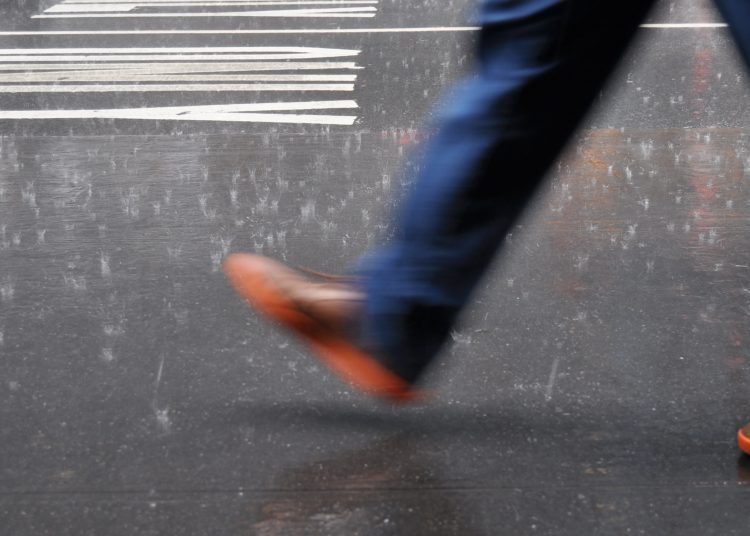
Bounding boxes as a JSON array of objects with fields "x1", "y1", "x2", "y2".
[
  {"x1": 545, "y1": 355, "x2": 561, "y2": 402},
  {"x1": 0, "y1": 24, "x2": 728, "y2": 36},
  {"x1": 0, "y1": 27, "x2": 474, "y2": 36},
  {"x1": 0, "y1": 83, "x2": 354, "y2": 91},
  {"x1": 640, "y1": 22, "x2": 728, "y2": 28},
  {"x1": 152, "y1": 353, "x2": 171, "y2": 433},
  {"x1": 155, "y1": 353, "x2": 166, "y2": 389}
]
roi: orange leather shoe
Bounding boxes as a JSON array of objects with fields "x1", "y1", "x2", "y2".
[
  {"x1": 223, "y1": 253, "x2": 421, "y2": 403},
  {"x1": 739, "y1": 424, "x2": 750, "y2": 455}
]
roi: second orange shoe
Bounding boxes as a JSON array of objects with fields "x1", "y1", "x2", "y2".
[{"x1": 739, "y1": 423, "x2": 750, "y2": 455}]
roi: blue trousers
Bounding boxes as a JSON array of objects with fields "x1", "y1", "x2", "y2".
[{"x1": 360, "y1": 0, "x2": 750, "y2": 383}]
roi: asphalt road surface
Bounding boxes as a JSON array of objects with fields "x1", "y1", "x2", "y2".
[{"x1": 2, "y1": 0, "x2": 750, "y2": 534}]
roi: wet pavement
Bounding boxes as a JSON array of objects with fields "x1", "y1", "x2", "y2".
[{"x1": 2, "y1": 0, "x2": 750, "y2": 534}]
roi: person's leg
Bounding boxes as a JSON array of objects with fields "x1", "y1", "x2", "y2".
[
  {"x1": 224, "y1": 0, "x2": 657, "y2": 400},
  {"x1": 712, "y1": 0, "x2": 750, "y2": 66},
  {"x1": 361, "y1": 0, "x2": 656, "y2": 383},
  {"x1": 710, "y1": 0, "x2": 750, "y2": 455}
]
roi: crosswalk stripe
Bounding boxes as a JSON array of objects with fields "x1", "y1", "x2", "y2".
[
  {"x1": 34, "y1": 6, "x2": 378, "y2": 17},
  {"x1": 0, "y1": 101, "x2": 359, "y2": 125},
  {"x1": 12, "y1": 4, "x2": 372, "y2": 124},
  {"x1": 0, "y1": 27, "x2": 479, "y2": 36},
  {"x1": 0, "y1": 55, "x2": 359, "y2": 62},
  {"x1": 0, "y1": 73, "x2": 357, "y2": 82},
  {"x1": 0, "y1": 47, "x2": 360, "y2": 59},
  {"x1": 0, "y1": 83, "x2": 355, "y2": 92},
  {"x1": 0, "y1": 47, "x2": 360, "y2": 97},
  {"x1": 59, "y1": 0, "x2": 374, "y2": 3},
  {"x1": 0, "y1": 62, "x2": 361, "y2": 71},
  {"x1": 48, "y1": 1, "x2": 377, "y2": 11}
]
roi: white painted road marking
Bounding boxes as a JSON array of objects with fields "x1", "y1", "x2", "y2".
[
  {"x1": 35, "y1": 6, "x2": 377, "y2": 18},
  {"x1": 0, "y1": 47, "x2": 360, "y2": 91},
  {"x1": 2, "y1": 5, "x2": 376, "y2": 125},
  {"x1": 0, "y1": 54, "x2": 358, "y2": 61},
  {"x1": 48, "y1": 1, "x2": 378, "y2": 10},
  {"x1": 0, "y1": 61, "x2": 360, "y2": 71},
  {"x1": 55, "y1": 0, "x2": 370, "y2": 2},
  {"x1": 0, "y1": 101, "x2": 359, "y2": 125},
  {"x1": 61, "y1": 0, "x2": 366, "y2": 2},
  {"x1": 39, "y1": 0, "x2": 378, "y2": 18},
  {"x1": 0, "y1": 83, "x2": 354, "y2": 91},
  {"x1": 0, "y1": 100, "x2": 356, "y2": 112},
  {"x1": 1, "y1": 73, "x2": 356, "y2": 82},
  {"x1": 640, "y1": 23, "x2": 729, "y2": 28},
  {"x1": 0, "y1": 25, "x2": 729, "y2": 36},
  {"x1": 0, "y1": 47, "x2": 362, "y2": 123},
  {"x1": 0, "y1": 46, "x2": 360, "y2": 60}
]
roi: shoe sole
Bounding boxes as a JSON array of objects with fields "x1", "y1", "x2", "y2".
[
  {"x1": 739, "y1": 427, "x2": 750, "y2": 455},
  {"x1": 224, "y1": 254, "x2": 420, "y2": 403}
]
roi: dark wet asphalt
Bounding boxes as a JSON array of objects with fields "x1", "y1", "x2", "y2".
[{"x1": 3, "y1": 0, "x2": 750, "y2": 534}]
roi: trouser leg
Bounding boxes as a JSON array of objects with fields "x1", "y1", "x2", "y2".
[
  {"x1": 713, "y1": 0, "x2": 750, "y2": 66},
  {"x1": 361, "y1": 0, "x2": 656, "y2": 383}
]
